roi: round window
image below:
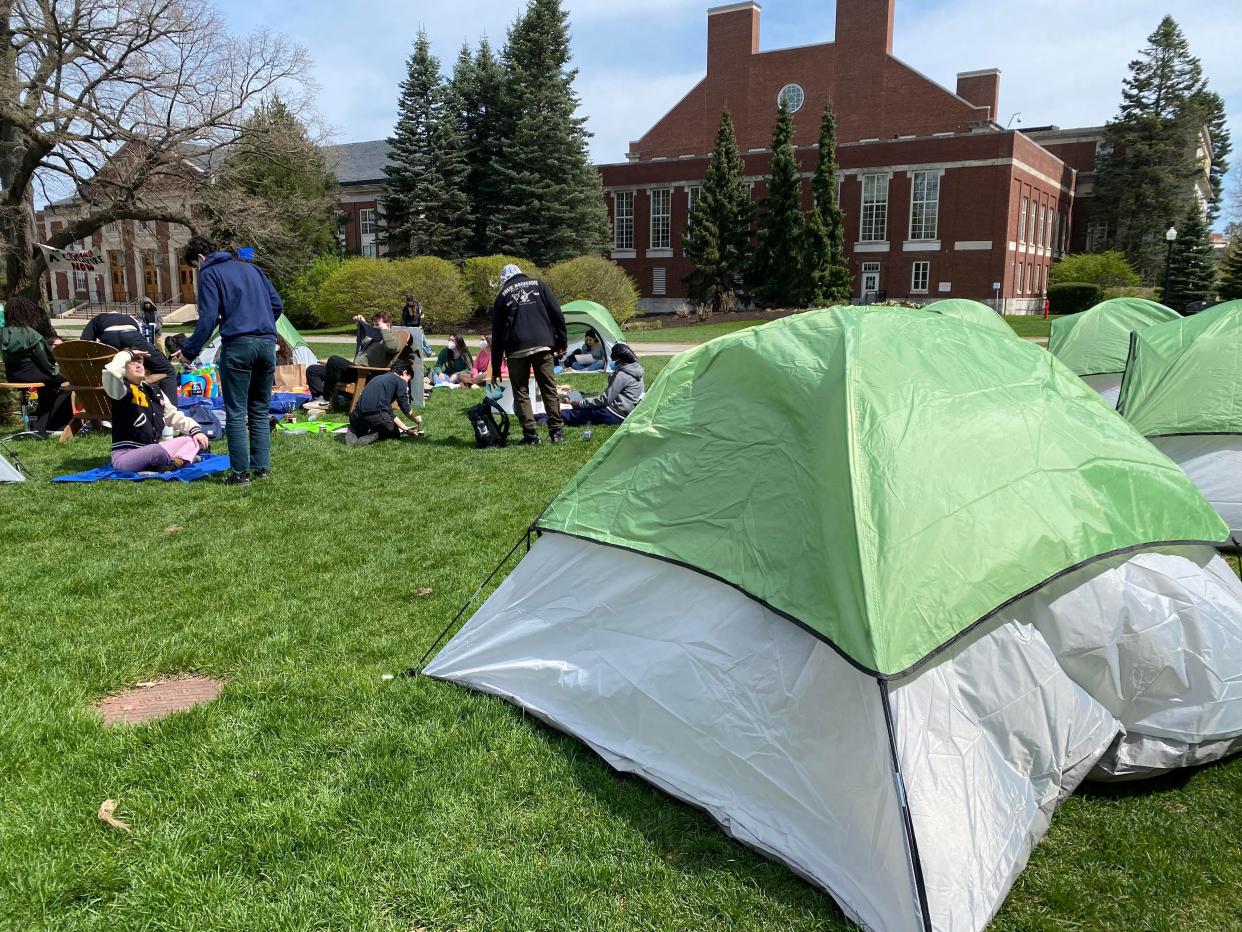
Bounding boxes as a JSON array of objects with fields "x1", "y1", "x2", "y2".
[{"x1": 777, "y1": 84, "x2": 805, "y2": 113}]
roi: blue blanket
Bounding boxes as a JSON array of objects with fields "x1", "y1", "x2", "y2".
[
  {"x1": 53, "y1": 453, "x2": 232, "y2": 483},
  {"x1": 177, "y1": 393, "x2": 310, "y2": 416}
]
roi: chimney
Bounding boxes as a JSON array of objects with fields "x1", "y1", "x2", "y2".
[
  {"x1": 834, "y1": 0, "x2": 895, "y2": 56},
  {"x1": 707, "y1": 2, "x2": 760, "y2": 73},
  {"x1": 956, "y1": 69, "x2": 1001, "y2": 121}
]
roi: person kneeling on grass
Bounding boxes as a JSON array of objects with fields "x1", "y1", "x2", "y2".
[
  {"x1": 103, "y1": 349, "x2": 210, "y2": 471},
  {"x1": 559, "y1": 343, "x2": 644, "y2": 427},
  {"x1": 347, "y1": 360, "x2": 424, "y2": 444}
]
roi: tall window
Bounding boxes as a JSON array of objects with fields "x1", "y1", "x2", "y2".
[
  {"x1": 613, "y1": 191, "x2": 634, "y2": 249},
  {"x1": 1039, "y1": 204, "x2": 1048, "y2": 247},
  {"x1": 908, "y1": 171, "x2": 940, "y2": 241},
  {"x1": 359, "y1": 208, "x2": 376, "y2": 235},
  {"x1": 1027, "y1": 197, "x2": 1038, "y2": 244},
  {"x1": 650, "y1": 188, "x2": 671, "y2": 249},
  {"x1": 860, "y1": 174, "x2": 888, "y2": 242},
  {"x1": 911, "y1": 261, "x2": 930, "y2": 294},
  {"x1": 687, "y1": 185, "x2": 701, "y2": 222},
  {"x1": 1019, "y1": 196, "x2": 1028, "y2": 244}
]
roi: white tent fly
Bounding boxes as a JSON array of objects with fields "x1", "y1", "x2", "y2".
[{"x1": 0, "y1": 448, "x2": 24, "y2": 482}]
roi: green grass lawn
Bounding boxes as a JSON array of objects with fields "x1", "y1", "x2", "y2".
[
  {"x1": 623, "y1": 313, "x2": 1060, "y2": 345},
  {"x1": 0, "y1": 357, "x2": 1238, "y2": 930}
]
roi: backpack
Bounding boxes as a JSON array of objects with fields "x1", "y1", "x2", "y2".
[
  {"x1": 465, "y1": 397, "x2": 509, "y2": 449},
  {"x1": 182, "y1": 401, "x2": 224, "y2": 440}
]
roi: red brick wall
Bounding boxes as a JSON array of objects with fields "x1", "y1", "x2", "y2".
[{"x1": 955, "y1": 72, "x2": 1000, "y2": 121}]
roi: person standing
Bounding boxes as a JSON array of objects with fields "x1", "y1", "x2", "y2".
[
  {"x1": 489, "y1": 264, "x2": 566, "y2": 445},
  {"x1": 175, "y1": 236, "x2": 282, "y2": 486},
  {"x1": 401, "y1": 295, "x2": 424, "y2": 328}
]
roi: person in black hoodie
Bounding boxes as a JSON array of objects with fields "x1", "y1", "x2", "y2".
[
  {"x1": 81, "y1": 310, "x2": 178, "y2": 404},
  {"x1": 490, "y1": 263, "x2": 566, "y2": 445},
  {"x1": 401, "y1": 295, "x2": 424, "y2": 328}
]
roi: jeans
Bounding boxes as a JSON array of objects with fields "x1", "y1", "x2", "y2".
[
  {"x1": 569, "y1": 358, "x2": 605, "y2": 372},
  {"x1": 508, "y1": 350, "x2": 562, "y2": 435},
  {"x1": 111, "y1": 436, "x2": 201, "y2": 472},
  {"x1": 561, "y1": 406, "x2": 625, "y2": 426},
  {"x1": 349, "y1": 408, "x2": 401, "y2": 441},
  {"x1": 218, "y1": 337, "x2": 276, "y2": 475}
]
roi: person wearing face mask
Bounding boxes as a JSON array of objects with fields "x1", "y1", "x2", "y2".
[
  {"x1": 452, "y1": 335, "x2": 507, "y2": 387},
  {"x1": 431, "y1": 333, "x2": 473, "y2": 388}
]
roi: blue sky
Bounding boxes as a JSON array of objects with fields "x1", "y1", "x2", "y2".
[{"x1": 220, "y1": 0, "x2": 1239, "y2": 214}]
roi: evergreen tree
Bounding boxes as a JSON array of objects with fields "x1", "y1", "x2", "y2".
[
  {"x1": 382, "y1": 31, "x2": 471, "y2": 259},
  {"x1": 803, "y1": 100, "x2": 852, "y2": 306},
  {"x1": 496, "y1": 0, "x2": 610, "y2": 265},
  {"x1": 1093, "y1": 16, "x2": 1228, "y2": 281},
  {"x1": 1217, "y1": 233, "x2": 1242, "y2": 302},
  {"x1": 206, "y1": 98, "x2": 337, "y2": 292},
  {"x1": 682, "y1": 107, "x2": 753, "y2": 314},
  {"x1": 452, "y1": 39, "x2": 508, "y2": 256},
  {"x1": 749, "y1": 102, "x2": 806, "y2": 309},
  {"x1": 1163, "y1": 204, "x2": 1216, "y2": 310}
]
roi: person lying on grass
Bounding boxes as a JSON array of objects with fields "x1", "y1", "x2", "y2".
[
  {"x1": 558, "y1": 343, "x2": 644, "y2": 427},
  {"x1": 102, "y1": 349, "x2": 210, "y2": 472},
  {"x1": 347, "y1": 359, "x2": 424, "y2": 444}
]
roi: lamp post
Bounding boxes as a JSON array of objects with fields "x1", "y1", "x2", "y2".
[{"x1": 1163, "y1": 225, "x2": 1178, "y2": 304}]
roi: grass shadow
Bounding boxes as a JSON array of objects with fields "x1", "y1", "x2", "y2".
[{"x1": 1079, "y1": 753, "x2": 1240, "y2": 800}]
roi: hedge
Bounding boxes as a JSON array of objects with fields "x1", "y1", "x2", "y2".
[
  {"x1": 542, "y1": 256, "x2": 639, "y2": 323},
  {"x1": 1046, "y1": 281, "x2": 1104, "y2": 315},
  {"x1": 462, "y1": 255, "x2": 538, "y2": 313},
  {"x1": 317, "y1": 257, "x2": 471, "y2": 330}
]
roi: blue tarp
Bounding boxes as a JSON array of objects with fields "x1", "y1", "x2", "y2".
[{"x1": 53, "y1": 453, "x2": 232, "y2": 483}]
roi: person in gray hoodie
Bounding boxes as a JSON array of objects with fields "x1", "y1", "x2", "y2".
[{"x1": 560, "y1": 343, "x2": 644, "y2": 426}]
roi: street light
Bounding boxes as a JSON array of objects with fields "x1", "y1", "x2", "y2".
[{"x1": 1163, "y1": 225, "x2": 1178, "y2": 304}]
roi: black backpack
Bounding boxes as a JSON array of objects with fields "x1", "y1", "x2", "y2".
[{"x1": 466, "y1": 397, "x2": 509, "y2": 448}]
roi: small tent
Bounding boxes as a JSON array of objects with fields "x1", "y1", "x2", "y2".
[
  {"x1": 1118, "y1": 299, "x2": 1242, "y2": 545},
  {"x1": 427, "y1": 308, "x2": 1242, "y2": 932},
  {"x1": 0, "y1": 448, "x2": 24, "y2": 482},
  {"x1": 196, "y1": 313, "x2": 318, "y2": 367},
  {"x1": 921, "y1": 298, "x2": 1014, "y2": 337},
  {"x1": 561, "y1": 300, "x2": 625, "y2": 359},
  {"x1": 1048, "y1": 297, "x2": 1178, "y2": 406}
]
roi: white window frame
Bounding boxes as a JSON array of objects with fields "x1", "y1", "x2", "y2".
[
  {"x1": 860, "y1": 174, "x2": 889, "y2": 242},
  {"x1": 361, "y1": 242, "x2": 377, "y2": 258},
  {"x1": 777, "y1": 84, "x2": 805, "y2": 113},
  {"x1": 649, "y1": 188, "x2": 671, "y2": 250},
  {"x1": 908, "y1": 171, "x2": 940, "y2": 242},
  {"x1": 613, "y1": 190, "x2": 634, "y2": 250},
  {"x1": 686, "y1": 185, "x2": 701, "y2": 221},
  {"x1": 1019, "y1": 196, "x2": 1028, "y2": 245},
  {"x1": 911, "y1": 261, "x2": 930, "y2": 294},
  {"x1": 359, "y1": 208, "x2": 376, "y2": 236},
  {"x1": 1027, "y1": 197, "x2": 1038, "y2": 245},
  {"x1": 1039, "y1": 203, "x2": 1048, "y2": 248}
]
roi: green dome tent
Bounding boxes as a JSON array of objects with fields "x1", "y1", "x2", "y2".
[
  {"x1": 921, "y1": 298, "x2": 1013, "y2": 337},
  {"x1": 1048, "y1": 297, "x2": 1178, "y2": 405},
  {"x1": 1118, "y1": 299, "x2": 1242, "y2": 543},
  {"x1": 561, "y1": 300, "x2": 625, "y2": 359},
  {"x1": 428, "y1": 308, "x2": 1242, "y2": 932}
]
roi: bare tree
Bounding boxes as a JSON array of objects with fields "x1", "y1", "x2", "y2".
[{"x1": 0, "y1": 0, "x2": 310, "y2": 299}]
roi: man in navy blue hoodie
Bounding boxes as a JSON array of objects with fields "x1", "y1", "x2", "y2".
[{"x1": 176, "y1": 236, "x2": 283, "y2": 486}]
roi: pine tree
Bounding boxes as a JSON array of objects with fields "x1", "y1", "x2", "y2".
[
  {"x1": 803, "y1": 100, "x2": 852, "y2": 306},
  {"x1": 496, "y1": 0, "x2": 610, "y2": 265},
  {"x1": 1218, "y1": 234, "x2": 1242, "y2": 301},
  {"x1": 1163, "y1": 204, "x2": 1216, "y2": 310},
  {"x1": 453, "y1": 39, "x2": 507, "y2": 256},
  {"x1": 1093, "y1": 16, "x2": 1226, "y2": 281},
  {"x1": 382, "y1": 31, "x2": 471, "y2": 259},
  {"x1": 749, "y1": 102, "x2": 806, "y2": 309},
  {"x1": 682, "y1": 108, "x2": 753, "y2": 314}
]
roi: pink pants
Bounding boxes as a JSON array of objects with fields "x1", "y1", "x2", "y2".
[{"x1": 111, "y1": 436, "x2": 201, "y2": 472}]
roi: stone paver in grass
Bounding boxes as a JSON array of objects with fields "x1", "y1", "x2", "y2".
[{"x1": 93, "y1": 674, "x2": 224, "y2": 725}]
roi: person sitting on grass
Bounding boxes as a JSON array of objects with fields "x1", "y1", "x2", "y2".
[
  {"x1": 103, "y1": 349, "x2": 210, "y2": 472},
  {"x1": 347, "y1": 359, "x2": 424, "y2": 444},
  {"x1": 0, "y1": 296, "x2": 72, "y2": 432},
  {"x1": 452, "y1": 336, "x2": 507, "y2": 388},
  {"x1": 564, "y1": 329, "x2": 606, "y2": 371},
  {"x1": 431, "y1": 333, "x2": 473, "y2": 388},
  {"x1": 559, "y1": 342, "x2": 645, "y2": 427},
  {"x1": 306, "y1": 311, "x2": 401, "y2": 405}
]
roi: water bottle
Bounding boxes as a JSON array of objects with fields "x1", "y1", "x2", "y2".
[
  {"x1": 161, "y1": 425, "x2": 174, "y2": 441},
  {"x1": 582, "y1": 430, "x2": 592, "y2": 442}
]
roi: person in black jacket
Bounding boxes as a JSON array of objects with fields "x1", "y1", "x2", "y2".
[
  {"x1": 81, "y1": 310, "x2": 178, "y2": 404},
  {"x1": 489, "y1": 264, "x2": 566, "y2": 445},
  {"x1": 401, "y1": 295, "x2": 424, "y2": 328},
  {"x1": 347, "y1": 360, "x2": 423, "y2": 444}
]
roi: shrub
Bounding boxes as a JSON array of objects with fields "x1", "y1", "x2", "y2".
[
  {"x1": 1049, "y1": 252, "x2": 1140, "y2": 289},
  {"x1": 317, "y1": 257, "x2": 470, "y2": 330},
  {"x1": 542, "y1": 256, "x2": 639, "y2": 324},
  {"x1": 283, "y1": 255, "x2": 342, "y2": 328},
  {"x1": 1102, "y1": 285, "x2": 1159, "y2": 302},
  {"x1": 462, "y1": 255, "x2": 538, "y2": 313},
  {"x1": 1046, "y1": 281, "x2": 1104, "y2": 315}
]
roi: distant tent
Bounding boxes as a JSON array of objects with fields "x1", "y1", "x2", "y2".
[
  {"x1": 197, "y1": 314, "x2": 317, "y2": 366},
  {"x1": 922, "y1": 298, "x2": 1014, "y2": 337},
  {"x1": 1048, "y1": 297, "x2": 1178, "y2": 406},
  {"x1": 428, "y1": 308, "x2": 1242, "y2": 932},
  {"x1": 561, "y1": 300, "x2": 625, "y2": 359},
  {"x1": 1118, "y1": 299, "x2": 1242, "y2": 544}
]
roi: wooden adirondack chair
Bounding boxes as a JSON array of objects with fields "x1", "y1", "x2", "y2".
[
  {"x1": 52, "y1": 340, "x2": 168, "y2": 442},
  {"x1": 336, "y1": 331, "x2": 418, "y2": 413}
]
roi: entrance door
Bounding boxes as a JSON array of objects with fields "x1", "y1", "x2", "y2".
[
  {"x1": 142, "y1": 250, "x2": 160, "y2": 302},
  {"x1": 862, "y1": 271, "x2": 880, "y2": 303},
  {"x1": 108, "y1": 250, "x2": 128, "y2": 301},
  {"x1": 178, "y1": 264, "x2": 196, "y2": 303}
]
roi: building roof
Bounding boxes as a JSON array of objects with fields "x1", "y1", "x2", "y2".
[{"x1": 323, "y1": 139, "x2": 391, "y2": 185}]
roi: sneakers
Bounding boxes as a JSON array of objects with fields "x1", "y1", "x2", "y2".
[
  {"x1": 549, "y1": 429, "x2": 564, "y2": 445},
  {"x1": 518, "y1": 432, "x2": 540, "y2": 446},
  {"x1": 224, "y1": 471, "x2": 250, "y2": 486},
  {"x1": 252, "y1": 468, "x2": 271, "y2": 479}
]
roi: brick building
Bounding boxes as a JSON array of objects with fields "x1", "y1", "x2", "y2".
[{"x1": 604, "y1": 0, "x2": 1099, "y2": 313}]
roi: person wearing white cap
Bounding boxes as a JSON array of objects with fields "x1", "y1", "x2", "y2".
[{"x1": 489, "y1": 263, "x2": 567, "y2": 444}]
